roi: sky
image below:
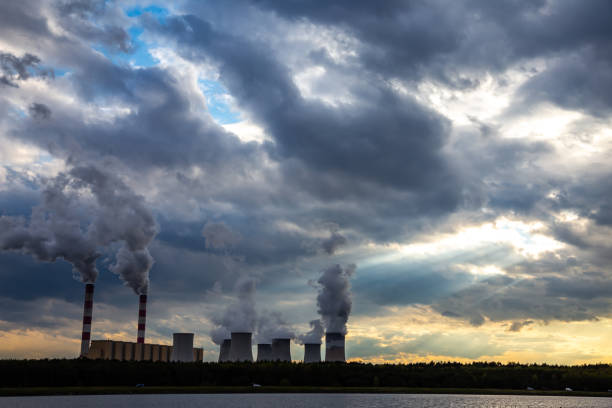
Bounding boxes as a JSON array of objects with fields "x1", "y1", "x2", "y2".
[{"x1": 1, "y1": 0, "x2": 612, "y2": 364}]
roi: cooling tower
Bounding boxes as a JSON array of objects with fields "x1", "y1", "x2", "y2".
[
  {"x1": 256, "y1": 343, "x2": 273, "y2": 362},
  {"x1": 229, "y1": 332, "x2": 253, "y2": 362},
  {"x1": 218, "y1": 339, "x2": 231, "y2": 362},
  {"x1": 171, "y1": 333, "x2": 194, "y2": 362},
  {"x1": 80, "y1": 283, "x2": 94, "y2": 356},
  {"x1": 325, "y1": 332, "x2": 345, "y2": 362},
  {"x1": 136, "y1": 294, "x2": 147, "y2": 344},
  {"x1": 271, "y1": 338, "x2": 291, "y2": 362},
  {"x1": 303, "y1": 343, "x2": 321, "y2": 363}
]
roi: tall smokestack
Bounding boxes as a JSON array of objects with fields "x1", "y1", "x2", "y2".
[
  {"x1": 218, "y1": 339, "x2": 232, "y2": 362},
  {"x1": 256, "y1": 344, "x2": 273, "y2": 362},
  {"x1": 303, "y1": 343, "x2": 321, "y2": 363},
  {"x1": 137, "y1": 294, "x2": 147, "y2": 344},
  {"x1": 80, "y1": 283, "x2": 94, "y2": 356},
  {"x1": 325, "y1": 332, "x2": 345, "y2": 362},
  {"x1": 271, "y1": 338, "x2": 291, "y2": 362},
  {"x1": 229, "y1": 332, "x2": 253, "y2": 362}
]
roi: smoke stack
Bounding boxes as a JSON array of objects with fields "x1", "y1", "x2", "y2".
[
  {"x1": 303, "y1": 343, "x2": 321, "y2": 363},
  {"x1": 325, "y1": 332, "x2": 345, "y2": 362},
  {"x1": 271, "y1": 338, "x2": 291, "y2": 362},
  {"x1": 171, "y1": 333, "x2": 194, "y2": 362},
  {"x1": 80, "y1": 283, "x2": 94, "y2": 356},
  {"x1": 256, "y1": 344, "x2": 273, "y2": 362},
  {"x1": 218, "y1": 339, "x2": 232, "y2": 362},
  {"x1": 229, "y1": 332, "x2": 253, "y2": 362},
  {"x1": 137, "y1": 294, "x2": 147, "y2": 344}
]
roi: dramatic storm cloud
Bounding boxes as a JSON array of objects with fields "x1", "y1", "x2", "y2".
[{"x1": 1, "y1": 0, "x2": 612, "y2": 363}]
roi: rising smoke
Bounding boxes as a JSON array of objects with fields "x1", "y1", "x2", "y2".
[
  {"x1": 297, "y1": 319, "x2": 324, "y2": 344},
  {"x1": 0, "y1": 165, "x2": 158, "y2": 294},
  {"x1": 255, "y1": 310, "x2": 295, "y2": 343},
  {"x1": 210, "y1": 276, "x2": 258, "y2": 343},
  {"x1": 316, "y1": 264, "x2": 356, "y2": 334}
]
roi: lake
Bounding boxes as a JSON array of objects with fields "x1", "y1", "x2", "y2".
[{"x1": 1, "y1": 393, "x2": 610, "y2": 407}]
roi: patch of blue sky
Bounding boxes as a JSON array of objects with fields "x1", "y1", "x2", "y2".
[
  {"x1": 91, "y1": 25, "x2": 158, "y2": 68},
  {"x1": 198, "y1": 79, "x2": 242, "y2": 125},
  {"x1": 125, "y1": 4, "x2": 169, "y2": 23}
]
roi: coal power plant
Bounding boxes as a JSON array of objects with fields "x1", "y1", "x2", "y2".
[
  {"x1": 303, "y1": 343, "x2": 321, "y2": 363},
  {"x1": 218, "y1": 339, "x2": 232, "y2": 362},
  {"x1": 272, "y1": 338, "x2": 291, "y2": 362},
  {"x1": 229, "y1": 332, "x2": 254, "y2": 362},
  {"x1": 257, "y1": 344, "x2": 273, "y2": 361},
  {"x1": 75, "y1": 284, "x2": 203, "y2": 362},
  {"x1": 325, "y1": 332, "x2": 346, "y2": 362},
  {"x1": 171, "y1": 333, "x2": 195, "y2": 362}
]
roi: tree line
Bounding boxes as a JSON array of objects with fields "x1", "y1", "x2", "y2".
[{"x1": 1, "y1": 360, "x2": 611, "y2": 391}]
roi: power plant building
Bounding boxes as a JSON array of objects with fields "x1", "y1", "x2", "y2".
[
  {"x1": 303, "y1": 343, "x2": 321, "y2": 363},
  {"x1": 256, "y1": 343, "x2": 273, "y2": 361},
  {"x1": 171, "y1": 333, "x2": 195, "y2": 362},
  {"x1": 218, "y1": 339, "x2": 232, "y2": 362},
  {"x1": 325, "y1": 332, "x2": 346, "y2": 362},
  {"x1": 229, "y1": 332, "x2": 253, "y2": 362},
  {"x1": 86, "y1": 340, "x2": 203, "y2": 362},
  {"x1": 271, "y1": 338, "x2": 291, "y2": 362}
]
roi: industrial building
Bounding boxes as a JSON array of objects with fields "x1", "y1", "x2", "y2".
[
  {"x1": 172, "y1": 333, "x2": 196, "y2": 362},
  {"x1": 218, "y1": 339, "x2": 232, "y2": 362},
  {"x1": 229, "y1": 332, "x2": 253, "y2": 362},
  {"x1": 303, "y1": 343, "x2": 321, "y2": 363},
  {"x1": 271, "y1": 338, "x2": 291, "y2": 362},
  {"x1": 256, "y1": 343, "x2": 273, "y2": 361},
  {"x1": 325, "y1": 332, "x2": 346, "y2": 362},
  {"x1": 86, "y1": 339, "x2": 203, "y2": 362}
]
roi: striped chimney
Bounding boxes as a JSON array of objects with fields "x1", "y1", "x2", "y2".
[
  {"x1": 80, "y1": 283, "x2": 94, "y2": 356},
  {"x1": 137, "y1": 294, "x2": 147, "y2": 344}
]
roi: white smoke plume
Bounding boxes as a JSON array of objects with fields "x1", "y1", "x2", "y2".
[
  {"x1": 255, "y1": 310, "x2": 295, "y2": 344},
  {"x1": 211, "y1": 276, "x2": 258, "y2": 342},
  {"x1": 0, "y1": 165, "x2": 158, "y2": 294},
  {"x1": 210, "y1": 326, "x2": 231, "y2": 346},
  {"x1": 297, "y1": 319, "x2": 324, "y2": 344},
  {"x1": 316, "y1": 264, "x2": 356, "y2": 334}
]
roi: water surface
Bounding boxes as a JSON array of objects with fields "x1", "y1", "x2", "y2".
[{"x1": 2, "y1": 393, "x2": 610, "y2": 408}]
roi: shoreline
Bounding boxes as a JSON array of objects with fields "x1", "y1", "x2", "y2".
[{"x1": 2, "y1": 386, "x2": 612, "y2": 397}]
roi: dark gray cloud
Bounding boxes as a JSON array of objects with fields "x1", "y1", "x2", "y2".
[
  {"x1": 0, "y1": 51, "x2": 52, "y2": 87},
  {"x1": 433, "y1": 255, "x2": 612, "y2": 325},
  {"x1": 153, "y1": 13, "x2": 462, "y2": 197},
  {"x1": 321, "y1": 230, "x2": 347, "y2": 255},
  {"x1": 28, "y1": 103, "x2": 51, "y2": 119}
]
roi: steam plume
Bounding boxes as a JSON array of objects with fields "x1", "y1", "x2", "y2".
[
  {"x1": 255, "y1": 310, "x2": 295, "y2": 343},
  {"x1": 0, "y1": 165, "x2": 157, "y2": 293},
  {"x1": 210, "y1": 276, "x2": 258, "y2": 342},
  {"x1": 297, "y1": 319, "x2": 324, "y2": 344},
  {"x1": 317, "y1": 264, "x2": 356, "y2": 334}
]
